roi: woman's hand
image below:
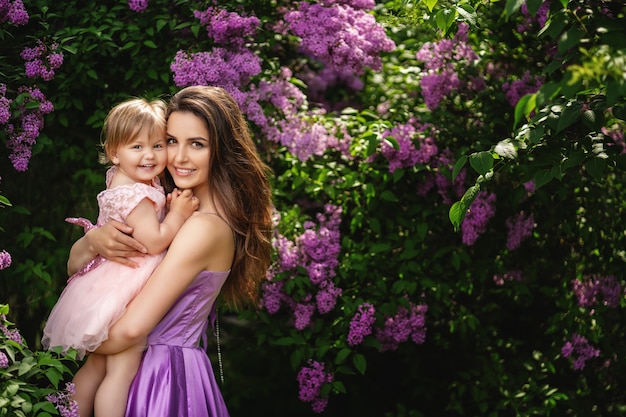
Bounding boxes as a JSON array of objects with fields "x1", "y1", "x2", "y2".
[
  {"x1": 67, "y1": 220, "x2": 148, "y2": 274},
  {"x1": 88, "y1": 220, "x2": 148, "y2": 266}
]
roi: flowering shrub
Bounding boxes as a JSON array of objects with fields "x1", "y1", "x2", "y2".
[
  {"x1": 0, "y1": 304, "x2": 77, "y2": 416},
  {"x1": 2, "y1": 0, "x2": 625, "y2": 416}
]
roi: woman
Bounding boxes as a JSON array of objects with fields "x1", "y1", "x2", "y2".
[{"x1": 67, "y1": 86, "x2": 273, "y2": 417}]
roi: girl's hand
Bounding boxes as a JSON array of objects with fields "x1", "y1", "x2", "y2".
[{"x1": 168, "y1": 189, "x2": 199, "y2": 220}]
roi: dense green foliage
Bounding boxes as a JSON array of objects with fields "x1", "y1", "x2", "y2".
[{"x1": 1, "y1": 0, "x2": 625, "y2": 416}]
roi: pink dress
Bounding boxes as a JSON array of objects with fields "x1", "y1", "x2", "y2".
[{"x1": 42, "y1": 167, "x2": 166, "y2": 359}]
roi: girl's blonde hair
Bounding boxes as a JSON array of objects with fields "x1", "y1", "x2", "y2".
[{"x1": 100, "y1": 98, "x2": 167, "y2": 165}]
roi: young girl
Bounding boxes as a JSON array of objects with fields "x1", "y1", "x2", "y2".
[
  {"x1": 67, "y1": 86, "x2": 274, "y2": 417},
  {"x1": 42, "y1": 97, "x2": 199, "y2": 417}
]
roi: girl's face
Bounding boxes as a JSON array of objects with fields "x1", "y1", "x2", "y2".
[
  {"x1": 110, "y1": 128, "x2": 167, "y2": 184},
  {"x1": 166, "y1": 111, "x2": 211, "y2": 191}
]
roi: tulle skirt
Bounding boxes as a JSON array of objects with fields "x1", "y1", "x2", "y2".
[{"x1": 42, "y1": 253, "x2": 164, "y2": 359}]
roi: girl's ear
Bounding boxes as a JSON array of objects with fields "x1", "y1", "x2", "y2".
[{"x1": 109, "y1": 152, "x2": 119, "y2": 165}]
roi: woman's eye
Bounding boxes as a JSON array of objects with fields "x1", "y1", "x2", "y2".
[
  {"x1": 166, "y1": 138, "x2": 177, "y2": 145},
  {"x1": 192, "y1": 141, "x2": 204, "y2": 148}
]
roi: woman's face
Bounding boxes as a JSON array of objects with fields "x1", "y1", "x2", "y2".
[{"x1": 165, "y1": 111, "x2": 211, "y2": 191}]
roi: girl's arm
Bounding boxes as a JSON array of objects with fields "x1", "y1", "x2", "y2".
[
  {"x1": 67, "y1": 221, "x2": 148, "y2": 275},
  {"x1": 126, "y1": 189, "x2": 198, "y2": 254},
  {"x1": 94, "y1": 214, "x2": 233, "y2": 355}
]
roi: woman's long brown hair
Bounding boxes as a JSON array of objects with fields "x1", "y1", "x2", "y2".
[{"x1": 166, "y1": 86, "x2": 273, "y2": 310}]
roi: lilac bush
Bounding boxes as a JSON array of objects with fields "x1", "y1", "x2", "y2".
[
  {"x1": 0, "y1": 305, "x2": 78, "y2": 416},
  {"x1": 2, "y1": 0, "x2": 626, "y2": 415}
]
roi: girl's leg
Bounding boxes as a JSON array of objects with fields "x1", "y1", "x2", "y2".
[
  {"x1": 93, "y1": 343, "x2": 144, "y2": 417},
  {"x1": 72, "y1": 353, "x2": 106, "y2": 417}
]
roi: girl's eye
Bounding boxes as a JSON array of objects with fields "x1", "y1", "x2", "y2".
[
  {"x1": 154, "y1": 143, "x2": 164, "y2": 149},
  {"x1": 132, "y1": 145, "x2": 142, "y2": 150}
]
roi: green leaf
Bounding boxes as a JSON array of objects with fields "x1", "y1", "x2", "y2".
[
  {"x1": 536, "y1": 82, "x2": 561, "y2": 107},
  {"x1": 44, "y1": 369, "x2": 61, "y2": 388},
  {"x1": 421, "y1": 0, "x2": 438, "y2": 12},
  {"x1": 452, "y1": 155, "x2": 468, "y2": 181},
  {"x1": 514, "y1": 93, "x2": 535, "y2": 128},
  {"x1": 585, "y1": 158, "x2": 606, "y2": 181},
  {"x1": 558, "y1": 27, "x2": 585, "y2": 54},
  {"x1": 353, "y1": 353, "x2": 367, "y2": 375},
  {"x1": 335, "y1": 348, "x2": 351, "y2": 364},
  {"x1": 435, "y1": 9, "x2": 455, "y2": 33},
  {"x1": 469, "y1": 151, "x2": 493, "y2": 176},
  {"x1": 449, "y1": 184, "x2": 480, "y2": 230},
  {"x1": 456, "y1": 4, "x2": 477, "y2": 26},
  {"x1": 143, "y1": 40, "x2": 157, "y2": 49},
  {"x1": 0, "y1": 195, "x2": 12, "y2": 206},
  {"x1": 384, "y1": 136, "x2": 399, "y2": 150},
  {"x1": 272, "y1": 337, "x2": 295, "y2": 346},
  {"x1": 156, "y1": 19, "x2": 168, "y2": 32},
  {"x1": 533, "y1": 169, "x2": 554, "y2": 189},
  {"x1": 505, "y1": 0, "x2": 525, "y2": 18},
  {"x1": 561, "y1": 150, "x2": 585, "y2": 171},
  {"x1": 380, "y1": 190, "x2": 399, "y2": 202},
  {"x1": 556, "y1": 102, "x2": 583, "y2": 133}
]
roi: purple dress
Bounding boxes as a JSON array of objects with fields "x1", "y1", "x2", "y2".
[{"x1": 125, "y1": 270, "x2": 230, "y2": 417}]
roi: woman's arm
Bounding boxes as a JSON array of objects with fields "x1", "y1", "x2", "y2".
[
  {"x1": 94, "y1": 215, "x2": 233, "y2": 355},
  {"x1": 67, "y1": 220, "x2": 148, "y2": 275}
]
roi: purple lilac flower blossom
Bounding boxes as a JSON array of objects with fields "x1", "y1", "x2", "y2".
[
  {"x1": 419, "y1": 71, "x2": 461, "y2": 110},
  {"x1": 297, "y1": 360, "x2": 333, "y2": 413},
  {"x1": 171, "y1": 48, "x2": 261, "y2": 92},
  {"x1": 561, "y1": 333, "x2": 600, "y2": 370},
  {"x1": 502, "y1": 70, "x2": 544, "y2": 107},
  {"x1": 517, "y1": 1, "x2": 551, "y2": 33},
  {"x1": 0, "y1": 90, "x2": 11, "y2": 125},
  {"x1": 572, "y1": 274, "x2": 622, "y2": 308},
  {"x1": 266, "y1": 115, "x2": 334, "y2": 162},
  {"x1": 21, "y1": 40, "x2": 64, "y2": 81},
  {"x1": 347, "y1": 303, "x2": 376, "y2": 346},
  {"x1": 375, "y1": 302, "x2": 428, "y2": 351},
  {"x1": 461, "y1": 191, "x2": 497, "y2": 246},
  {"x1": 260, "y1": 281, "x2": 285, "y2": 314},
  {"x1": 315, "y1": 280, "x2": 342, "y2": 314},
  {"x1": 493, "y1": 270, "x2": 523, "y2": 286},
  {"x1": 0, "y1": 313, "x2": 22, "y2": 344},
  {"x1": 0, "y1": 352, "x2": 8, "y2": 368},
  {"x1": 4, "y1": 86, "x2": 53, "y2": 171},
  {"x1": 416, "y1": 24, "x2": 484, "y2": 110},
  {"x1": 194, "y1": 7, "x2": 260, "y2": 48},
  {"x1": 0, "y1": 250, "x2": 11, "y2": 269},
  {"x1": 294, "y1": 302, "x2": 316, "y2": 330},
  {"x1": 274, "y1": 234, "x2": 299, "y2": 272},
  {"x1": 505, "y1": 212, "x2": 535, "y2": 251},
  {"x1": 127, "y1": 0, "x2": 147, "y2": 12},
  {"x1": 46, "y1": 382, "x2": 79, "y2": 417},
  {"x1": 320, "y1": 0, "x2": 375, "y2": 9},
  {"x1": 285, "y1": 2, "x2": 395, "y2": 75},
  {"x1": 298, "y1": 66, "x2": 364, "y2": 111},
  {"x1": 253, "y1": 67, "x2": 353, "y2": 161},
  {"x1": 0, "y1": 0, "x2": 28, "y2": 25},
  {"x1": 380, "y1": 121, "x2": 432, "y2": 173},
  {"x1": 297, "y1": 205, "x2": 342, "y2": 284},
  {"x1": 602, "y1": 125, "x2": 626, "y2": 154}
]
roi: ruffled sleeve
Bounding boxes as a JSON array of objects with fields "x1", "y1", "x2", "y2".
[{"x1": 96, "y1": 182, "x2": 166, "y2": 225}]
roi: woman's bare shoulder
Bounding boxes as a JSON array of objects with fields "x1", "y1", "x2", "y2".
[{"x1": 168, "y1": 211, "x2": 234, "y2": 271}]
